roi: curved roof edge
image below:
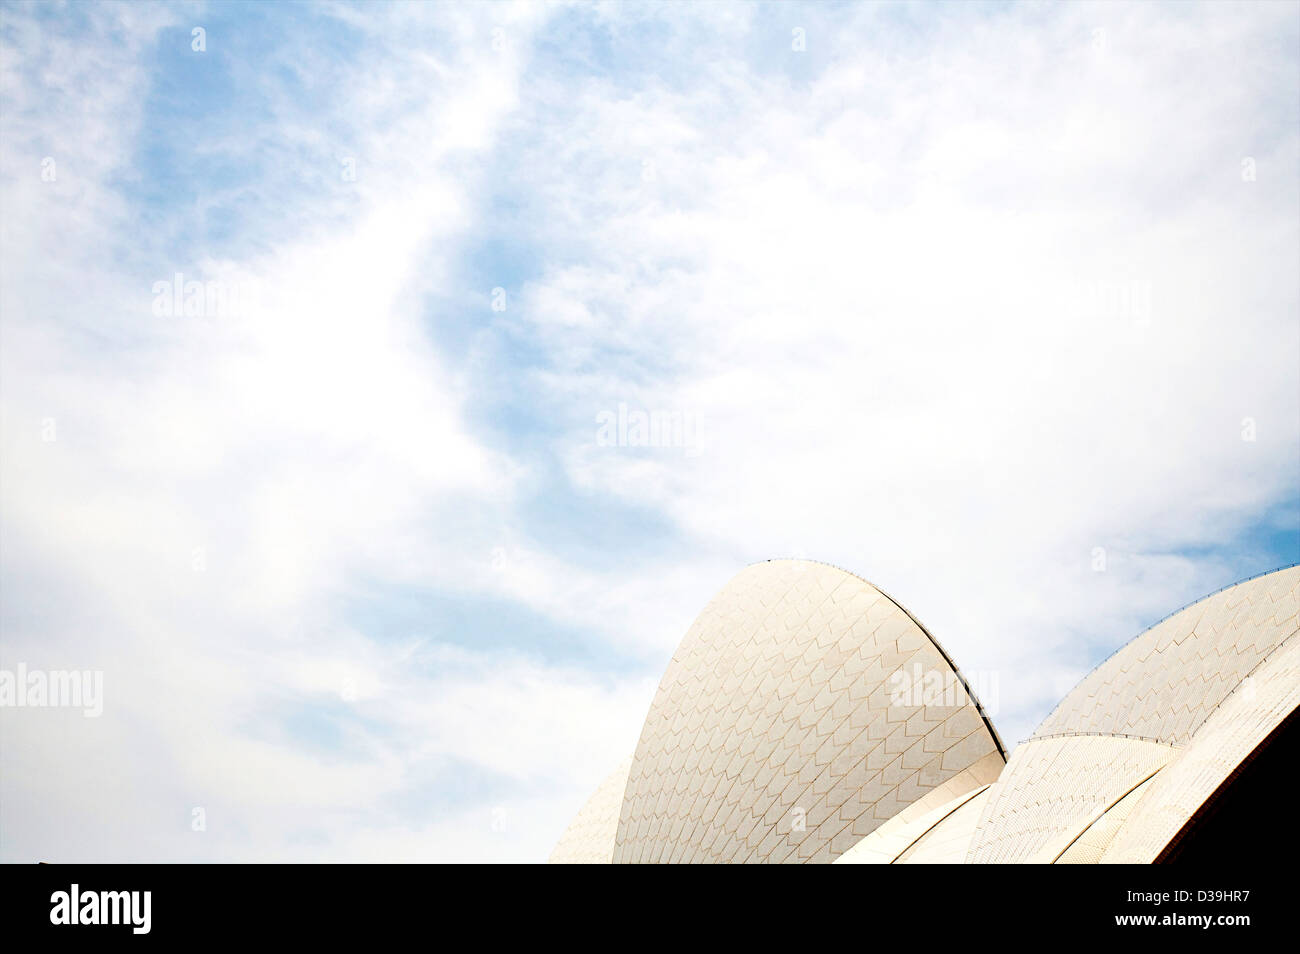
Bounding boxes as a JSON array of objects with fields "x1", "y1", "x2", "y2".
[
  {"x1": 615, "y1": 559, "x2": 1008, "y2": 863},
  {"x1": 548, "y1": 755, "x2": 633, "y2": 864},
  {"x1": 1035, "y1": 562, "x2": 1300, "y2": 736},
  {"x1": 835, "y1": 782, "x2": 992, "y2": 864},
  {"x1": 1099, "y1": 633, "x2": 1300, "y2": 863},
  {"x1": 755, "y1": 558, "x2": 1008, "y2": 761},
  {"x1": 965, "y1": 733, "x2": 1177, "y2": 864}
]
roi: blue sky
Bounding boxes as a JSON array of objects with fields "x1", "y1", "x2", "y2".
[{"x1": 1, "y1": 0, "x2": 1297, "y2": 861}]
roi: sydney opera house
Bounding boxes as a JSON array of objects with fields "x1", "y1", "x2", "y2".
[{"x1": 551, "y1": 560, "x2": 1298, "y2": 864}]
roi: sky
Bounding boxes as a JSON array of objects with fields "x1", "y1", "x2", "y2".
[{"x1": 0, "y1": 0, "x2": 1297, "y2": 863}]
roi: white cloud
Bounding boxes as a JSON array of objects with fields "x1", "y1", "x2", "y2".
[
  {"x1": 511, "y1": 1, "x2": 1300, "y2": 740},
  {"x1": 0, "y1": 1, "x2": 619, "y2": 863}
]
